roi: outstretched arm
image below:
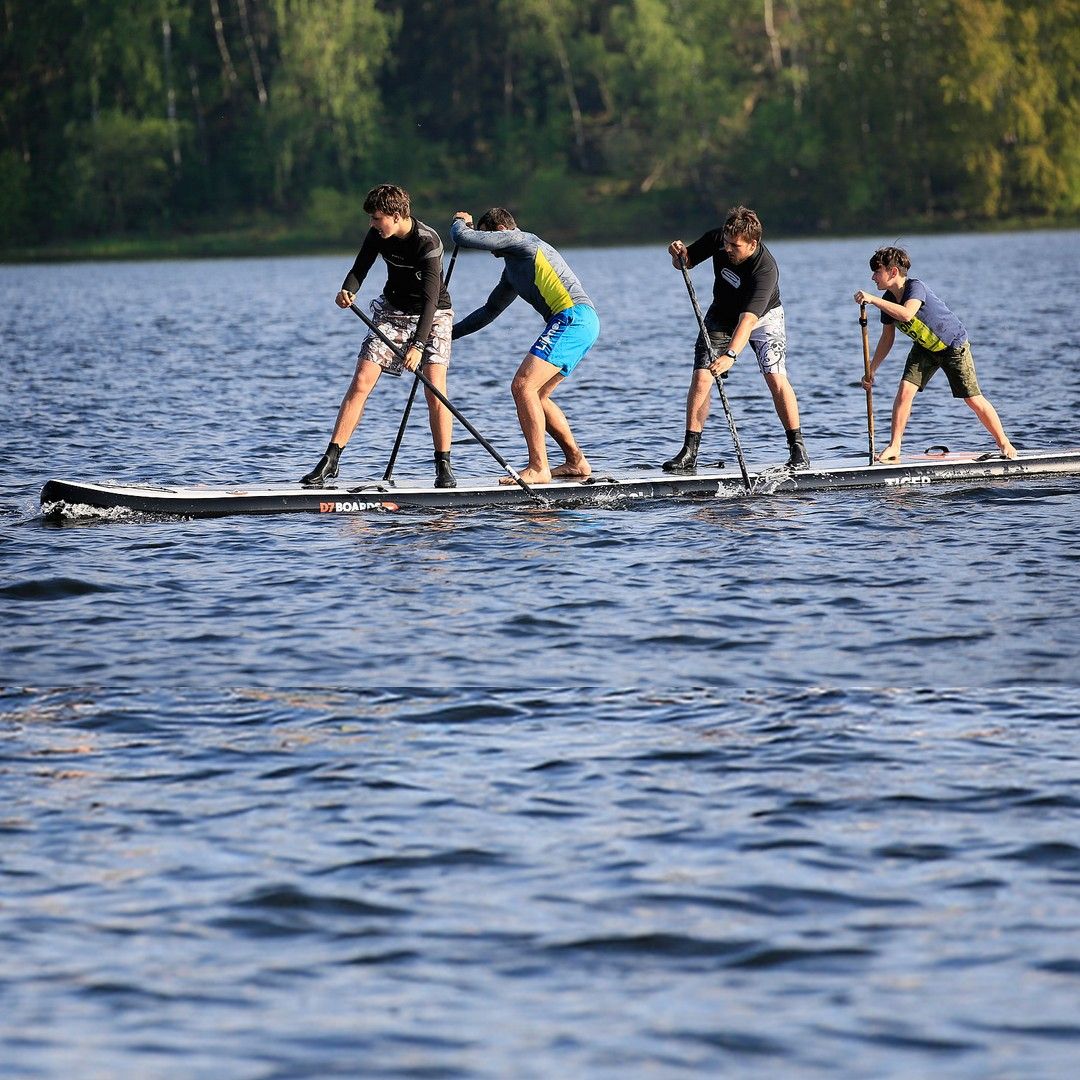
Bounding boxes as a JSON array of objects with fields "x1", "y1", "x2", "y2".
[
  {"x1": 452, "y1": 275, "x2": 517, "y2": 339},
  {"x1": 672, "y1": 229, "x2": 720, "y2": 270},
  {"x1": 855, "y1": 289, "x2": 922, "y2": 324},
  {"x1": 337, "y1": 228, "x2": 379, "y2": 307},
  {"x1": 450, "y1": 217, "x2": 534, "y2": 258}
]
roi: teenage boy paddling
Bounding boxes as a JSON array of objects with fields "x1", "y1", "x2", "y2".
[
  {"x1": 301, "y1": 184, "x2": 456, "y2": 488},
  {"x1": 664, "y1": 206, "x2": 809, "y2": 472},
  {"x1": 855, "y1": 246, "x2": 1016, "y2": 463},
  {"x1": 450, "y1": 208, "x2": 598, "y2": 486}
]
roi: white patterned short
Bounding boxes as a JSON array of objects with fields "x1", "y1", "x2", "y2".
[
  {"x1": 359, "y1": 296, "x2": 454, "y2": 374},
  {"x1": 694, "y1": 304, "x2": 787, "y2": 376}
]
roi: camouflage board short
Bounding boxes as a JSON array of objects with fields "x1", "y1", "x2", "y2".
[
  {"x1": 902, "y1": 340, "x2": 981, "y2": 398},
  {"x1": 358, "y1": 297, "x2": 453, "y2": 375}
]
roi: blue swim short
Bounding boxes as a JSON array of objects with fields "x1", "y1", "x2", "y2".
[{"x1": 529, "y1": 303, "x2": 599, "y2": 377}]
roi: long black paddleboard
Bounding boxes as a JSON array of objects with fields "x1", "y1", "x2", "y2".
[{"x1": 40, "y1": 448, "x2": 1080, "y2": 520}]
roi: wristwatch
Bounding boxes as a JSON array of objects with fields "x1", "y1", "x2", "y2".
[{"x1": 724, "y1": 348, "x2": 737, "y2": 359}]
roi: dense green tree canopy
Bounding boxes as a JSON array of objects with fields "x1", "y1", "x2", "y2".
[{"x1": 1, "y1": 0, "x2": 1076, "y2": 248}]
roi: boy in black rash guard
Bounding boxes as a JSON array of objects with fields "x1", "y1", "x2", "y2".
[
  {"x1": 855, "y1": 245, "x2": 1016, "y2": 462},
  {"x1": 663, "y1": 206, "x2": 809, "y2": 472},
  {"x1": 300, "y1": 184, "x2": 456, "y2": 488}
]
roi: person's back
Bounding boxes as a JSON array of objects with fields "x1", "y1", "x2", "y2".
[{"x1": 449, "y1": 220, "x2": 592, "y2": 333}]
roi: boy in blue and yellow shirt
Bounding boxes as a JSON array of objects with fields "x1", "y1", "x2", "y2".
[
  {"x1": 855, "y1": 246, "x2": 1016, "y2": 462},
  {"x1": 450, "y1": 208, "x2": 598, "y2": 486}
]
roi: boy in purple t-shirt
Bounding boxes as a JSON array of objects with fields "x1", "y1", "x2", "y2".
[{"x1": 854, "y1": 246, "x2": 1016, "y2": 462}]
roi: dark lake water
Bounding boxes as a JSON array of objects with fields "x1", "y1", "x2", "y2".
[{"x1": 3, "y1": 231, "x2": 1079, "y2": 1077}]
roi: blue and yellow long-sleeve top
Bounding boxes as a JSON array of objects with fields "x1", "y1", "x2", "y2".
[{"x1": 449, "y1": 220, "x2": 593, "y2": 339}]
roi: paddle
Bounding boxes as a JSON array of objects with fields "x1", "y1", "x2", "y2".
[
  {"x1": 678, "y1": 255, "x2": 751, "y2": 490},
  {"x1": 347, "y1": 301, "x2": 546, "y2": 503},
  {"x1": 382, "y1": 245, "x2": 459, "y2": 482},
  {"x1": 859, "y1": 302, "x2": 875, "y2": 464}
]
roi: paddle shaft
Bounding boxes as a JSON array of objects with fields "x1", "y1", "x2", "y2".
[
  {"x1": 679, "y1": 258, "x2": 751, "y2": 490},
  {"x1": 859, "y1": 302, "x2": 875, "y2": 464},
  {"x1": 347, "y1": 301, "x2": 545, "y2": 502},
  {"x1": 382, "y1": 245, "x2": 459, "y2": 482}
]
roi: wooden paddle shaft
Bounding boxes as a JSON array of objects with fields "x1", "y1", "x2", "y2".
[{"x1": 859, "y1": 302, "x2": 875, "y2": 463}]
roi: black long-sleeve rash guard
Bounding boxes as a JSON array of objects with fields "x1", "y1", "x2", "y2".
[{"x1": 341, "y1": 218, "x2": 452, "y2": 345}]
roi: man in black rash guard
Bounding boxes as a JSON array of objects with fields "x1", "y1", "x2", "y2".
[
  {"x1": 300, "y1": 184, "x2": 456, "y2": 488},
  {"x1": 663, "y1": 205, "x2": 809, "y2": 472}
]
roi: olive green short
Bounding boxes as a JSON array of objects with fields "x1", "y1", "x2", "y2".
[{"x1": 902, "y1": 340, "x2": 982, "y2": 399}]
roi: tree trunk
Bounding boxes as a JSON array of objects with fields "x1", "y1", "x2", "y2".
[
  {"x1": 235, "y1": 0, "x2": 268, "y2": 106},
  {"x1": 162, "y1": 17, "x2": 181, "y2": 165},
  {"x1": 208, "y1": 0, "x2": 239, "y2": 94}
]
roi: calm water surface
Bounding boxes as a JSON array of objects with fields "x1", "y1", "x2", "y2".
[{"x1": 2, "y1": 231, "x2": 1079, "y2": 1077}]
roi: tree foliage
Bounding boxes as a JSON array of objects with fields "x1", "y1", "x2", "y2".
[{"x1": 0, "y1": 0, "x2": 1075, "y2": 247}]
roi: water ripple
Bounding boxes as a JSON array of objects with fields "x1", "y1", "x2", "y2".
[{"x1": 4, "y1": 234, "x2": 1080, "y2": 1078}]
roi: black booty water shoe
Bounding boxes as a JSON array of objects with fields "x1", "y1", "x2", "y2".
[
  {"x1": 785, "y1": 432, "x2": 810, "y2": 469},
  {"x1": 301, "y1": 443, "x2": 341, "y2": 487},
  {"x1": 434, "y1": 451, "x2": 457, "y2": 489},
  {"x1": 662, "y1": 432, "x2": 701, "y2": 474}
]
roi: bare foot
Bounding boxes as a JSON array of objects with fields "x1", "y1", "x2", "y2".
[
  {"x1": 1000, "y1": 442, "x2": 1018, "y2": 460},
  {"x1": 875, "y1": 446, "x2": 901, "y2": 464},
  {"x1": 550, "y1": 454, "x2": 591, "y2": 480},
  {"x1": 499, "y1": 466, "x2": 552, "y2": 486}
]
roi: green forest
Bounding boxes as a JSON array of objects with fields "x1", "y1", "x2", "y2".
[{"x1": 2, "y1": 0, "x2": 1077, "y2": 256}]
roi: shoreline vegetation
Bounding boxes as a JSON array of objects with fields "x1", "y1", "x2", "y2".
[
  {"x1": 3, "y1": 2, "x2": 1075, "y2": 265},
  {"x1": 3, "y1": 206, "x2": 1076, "y2": 265}
]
